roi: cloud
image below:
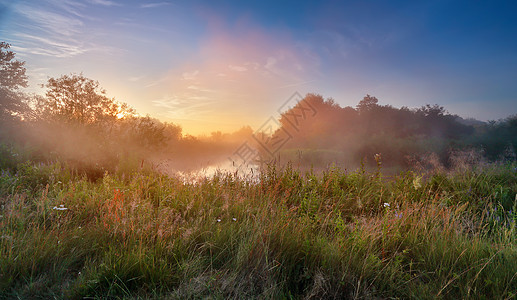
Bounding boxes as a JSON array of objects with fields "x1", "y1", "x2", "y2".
[
  {"x1": 187, "y1": 85, "x2": 215, "y2": 92},
  {"x1": 264, "y1": 57, "x2": 277, "y2": 70},
  {"x1": 228, "y1": 65, "x2": 247, "y2": 72},
  {"x1": 46, "y1": 0, "x2": 89, "y2": 20},
  {"x1": 192, "y1": 24, "x2": 319, "y2": 87},
  {"x1": 128, "y1": 75, "x2": 146, "y2": 82},
  {"x1": 182, "y1": 70, "x2": 199, "y2": 80},
  {"x1": 141, "y1": 2, "x2": 171, "y2": 9},
  {"x1": 276, "y1": 80, "x2": 318, "y2": 90},
  {"x1": 14, "y1": 4, "x2": 83, "y2": 36},
  {"x1": 151, "y1": 95, "x2": 216, "y2": 119},
  {"x1": 88, "y1": 0, "x2": 121, "y2": 7},
  {"x1": 8, "y1": 2, "x2": 94, "y2": 59},
  {"x1": 146, "y1": 20, "x2": 322, "y2": 130},
  {"x1": 12, "y1": 33, "x2": 86, "y2": 58}
]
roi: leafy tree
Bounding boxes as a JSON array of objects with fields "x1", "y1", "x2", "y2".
[
  {"x1": 37, "y1": 73, "x2": 134, "y2": 126},
  {"x1": 0, "y1": 42, "x2": 29, "y2": 121},
  {"x1": 0, "y1": 42, "x2": 27, "y2": 89},
  {"x1": 416, "y1": 104, "x2": 446, "y2": 118},
  {"x1": 131, "y1": 116, "x2": 168, "y2": 148},
  {"x1": 163, "y1": 122, "x2": 183, "y2": 143},
  {"x1": 33, "y1": 74, "x2": 138, "y2": 170},
  {"x1": 415, "y1": 104, "x2": 473, "y2": 138},
  {"x1": 356, "y1": 94, "x2": 378, "y2": 113},
  {"x1": 472, "y1": 115, "x2": 517, "y2": 160}
]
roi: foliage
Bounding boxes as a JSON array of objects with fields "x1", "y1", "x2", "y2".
[
  {"x1": 356, "y1": 94, "x2": 379, "y2": 113},
  {"x1": 471, "y1": 115, "x2": 517, "y2": 161},
  {"x1": 0, "y1": 42, "x2": 29, "y2": 123},
  {"x1": 37, "y1": 73, "x2": 134, "y2": 126},
  {"x1": 0, "y1": 42, "x2": 27, "y2": 90},
  {"x1": 273, "y1": 93, "x2": 506, "y2": 170}
]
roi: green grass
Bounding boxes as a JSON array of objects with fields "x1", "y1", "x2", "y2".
[{"x1": 0, "y1": 158, "x2": 516, "y2": 299}]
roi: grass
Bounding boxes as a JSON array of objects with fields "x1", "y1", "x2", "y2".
[{"x1": 0, "y1": 155, "x2": 516, "y2": 299}]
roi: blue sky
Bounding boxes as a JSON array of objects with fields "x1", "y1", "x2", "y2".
[{"x1": 1, "y1": 0, "x2": 516, "y2": 134}]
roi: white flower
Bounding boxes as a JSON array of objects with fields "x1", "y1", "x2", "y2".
[
  {"x1": 217, "y1": 219, "x2": 221, "y2": 222},
  {"x1": 383, "y1": 202, "x2": 390, "y2": 208},
  {"x1": 232, "y1": 218, "x2": 237, "y2": 222},
  {"x1": 53, "y1": 206, "x2": 68, "y2": 210}
]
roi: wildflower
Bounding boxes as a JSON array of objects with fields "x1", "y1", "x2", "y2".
[
  {"x1": 217, "y1": 219, "x2": 221, "y2": 222},
  {"x1": 395, "y1": 212, "x2": 403, "y2": 218},
  {"x1": 232, "y1": 218, "x2": 237, "y2": 222},
  {"x1": 383, "y1": 202, "x2": 390, "y2": 208},
  {"x1": 374, "y1": 153, "x2": 382, "y2": 166}
]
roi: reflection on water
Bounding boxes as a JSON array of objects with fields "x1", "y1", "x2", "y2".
[
  {"x1": 153, "y1": 158, "x2": 259, "y2": 182},
  {"x1": 151, "y1": 155, "x2": 368, "y2": 183}
]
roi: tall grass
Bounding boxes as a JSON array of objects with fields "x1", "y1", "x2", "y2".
[{"x1": 0, "y1": 155, "x2": 516, "y2": 299}]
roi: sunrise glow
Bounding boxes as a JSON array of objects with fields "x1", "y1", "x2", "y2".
[{"x1": 1, "y1": 1, "x2": 516, "y2": 135}]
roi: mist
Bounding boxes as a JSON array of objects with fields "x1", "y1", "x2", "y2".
[
  {"x1": 5, "y1": 80, "x2": 516, "y2": 181},
  {"x1": 1, "y1": 40, "x2": 516, "y2": 181}
]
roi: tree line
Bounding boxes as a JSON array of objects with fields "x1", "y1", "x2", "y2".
[
  {"x1": 273, "y1": 93, "x2": 516, "y2": 169},
  {"x1": 1, "y1": 41, "x2": 516, "y2": 175}
]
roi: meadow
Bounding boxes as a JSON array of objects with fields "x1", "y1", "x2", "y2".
[
  {"x1": 0, "y1": 147, "x2": 516, "y2": 299},
  {"x1": 1, "y1": 8, "x2": 517, "y2": 299}
]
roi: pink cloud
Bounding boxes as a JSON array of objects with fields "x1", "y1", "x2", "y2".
[{"x1": 146, "y1": 17, "x2": 322, "y2": 134}]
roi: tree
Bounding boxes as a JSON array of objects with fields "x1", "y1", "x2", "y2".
[
  {"x1": 0, "y1": 42, "x2": 28, "y2": 90},
  {"x1": 416, "y1": 104, "x2": 446, "y2": 118},
  {"x1": 0, "y1": 42, "x2": 29, "y2": 120},
  {"x1": 131, "y1": 116, "x2": 168, "y2": 148},
  {"x1": 37, "y1": 73, "x2": 134, "y2": 126},
  {"x1": 356, "y1": 94, "x2": 378, "y2": 113}
]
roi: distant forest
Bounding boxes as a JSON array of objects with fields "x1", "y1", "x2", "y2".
[
  {"x1": 1, "y1": 42, "x2": 516, "y2": 177},
  {"x1": 270, "y1": 94, "x2": 517, "y2": 170}
]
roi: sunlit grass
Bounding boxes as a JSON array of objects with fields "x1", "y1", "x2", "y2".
[{"x1": 0, "y1": 156, "x2": 516, "y2": 298}]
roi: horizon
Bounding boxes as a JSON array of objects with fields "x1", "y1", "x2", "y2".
[{"x1": 1, "y1": 0, "x2": 516, "y2": 135}]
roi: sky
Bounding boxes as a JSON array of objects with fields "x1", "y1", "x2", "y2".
[{"x1": 1, "y1": 0, "x2": 516, "y2": 135}]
